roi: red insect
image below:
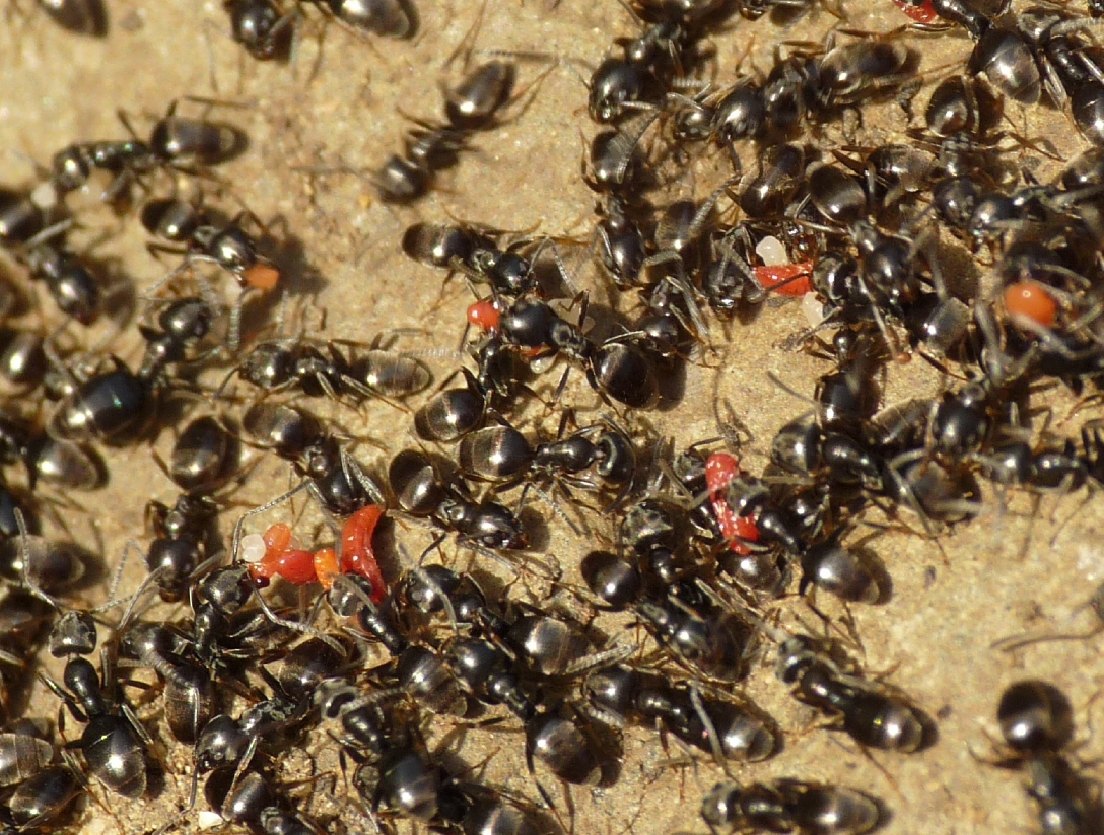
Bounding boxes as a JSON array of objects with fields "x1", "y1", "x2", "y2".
[
  {"x1": 887, "y1": 0, "x2": 940, "y2": 23},
  {"x1": 241, "y1": 261, "x2": 282, "y2": 292},
  {"x1": 704, "y1": 452, "x2": 760, "y2": 554},
  {"x1": 892, "y1": 0, "x2": 939, "y2": 23},
  {"x1": 247, "y1": 505, "x2": 387, "y2": 602},
  {"x1": 340, "y1": 504, "x2": 387, "y2": 604},
  {"x1": 754, "y1": 261, "x2": 814, "y2": 297},
  {"x1": 1003, "y1": 279, "x2": 1059, "y2": 330},
  {"x1": 467, "y1": 297, "x2": 502, "y2": 332},
  {"x1": 467, "y1": 297, "x2": 550, "y2": 359},
  {"x1": 249, "y1": 523, "x2": 339, "y2": 587}
]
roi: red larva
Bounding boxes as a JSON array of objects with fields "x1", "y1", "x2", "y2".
[
  {"x1": 704, "y1": 452, "x2": 760, "y2": 553},
  {"x1": 892, "y1": 0, "x2": 940, "y2": 23},
  {"x1": 340, "y1": 504, "x2": 387, "y2": 604},
  {"x1": 754, "y1": 261, "x2": 814, "y2": 297},
  {"x1": 248, "y1": 505, "x2": 387, "y2": 601},
  {"x1": 467, "y1": 297, "x2": 502, "y2": 332},
  {"x1": 249, "y1": 523, "x2": 337, "y2": 587}
]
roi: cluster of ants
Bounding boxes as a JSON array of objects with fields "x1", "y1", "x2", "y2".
[{"x1": 2, "y1": 0, "x2": 1104, "y2": 832}]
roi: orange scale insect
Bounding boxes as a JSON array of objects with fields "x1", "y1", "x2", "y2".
[{"x1": 1003, "y1": 280, "x2": 1059, "y2": 330}]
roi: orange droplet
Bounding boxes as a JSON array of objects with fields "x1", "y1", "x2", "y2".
[
  {"x1": 467, "y1": 298, "x2": 501, "y2": 331},
  {"x1": 314, "y1": 548, "x2": 340, "y2": 590},
  {"x1": 262, "y1": 523, "x2": 294, "y2": 553},
  {"x1": 242, "y1": 262, "x2": 281, "y2": 291},
  {"x1": 1004, "y1": 280, "x2": 1058, "y2": 329}
]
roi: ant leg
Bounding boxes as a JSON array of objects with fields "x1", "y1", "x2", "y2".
[
  {"x1": 230, "y1": 481, "x2": 312, "y2": 563},
  {"x1": 443, "y1": 0, "x2": 487, "y2": 70},
  {"x1": 339, "y1": 448, "x2": 388, "y2": 506},
  {"x1": 514, "y1": 480, "x2": 582, "y2": 536}
]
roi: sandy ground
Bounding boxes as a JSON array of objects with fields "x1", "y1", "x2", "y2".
[{"x1": 2, "y1": 1, "x2": 1104, "y2": 833}]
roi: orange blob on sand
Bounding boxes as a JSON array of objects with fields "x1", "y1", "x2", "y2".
[{"x1": 242, "y1": 262, "x2": 281, "y2": 291}]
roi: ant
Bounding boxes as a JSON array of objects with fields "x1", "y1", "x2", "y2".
[
  {"x1": 584, "y1": 662, "x2": 777, "y2": 763},
  {"x1": 50, "y1": 97, "x2": 246, "y2": 205},
  {"x1": 701, "y1": 778, "x2": 883, "y2": 833},
  {"x1": 388, "y1": 447, "x2": 529, "y2": 551},
  {"x1": 36, "y1": 0, "x2": 107, "y2": 36},
  {"x1": 984, "y1": 681, "x2": 1102, "y2": 834},
  {"x1": 227, "y1": 333, "x2": 430, "y2": 405},
  {"x1": 774, "y1": 632, "x2": 933, "y2": 753},
  {"x1": 457, "y1": 414, "x2": 636, "y2": 510},
  {"x1": 469, "y1": 295, "x2": 661, "y2": 409}
]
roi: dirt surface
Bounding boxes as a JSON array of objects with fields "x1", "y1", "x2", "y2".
[{"x1": 2, "y1": 1, "x2": 1104, "y2": 834}]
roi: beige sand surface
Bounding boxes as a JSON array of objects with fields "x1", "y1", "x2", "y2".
[{"x1": 2, "y1": 2, "x2": 1103, "y2": 833}]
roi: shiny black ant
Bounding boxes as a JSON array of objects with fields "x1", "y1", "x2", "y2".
[
  {"x1": 457, "y1": 415, "x2": 636, "y2": 508},
  {"x1": 0, "y1": 407, "x2": 102, "y2": 492},
  {"x1": 413, "y1": 368, "x2": 491, "y2": 443},
  {"x1": 714, "y1": 37, "x2": 917, "y2": 146},
  {"x1": 403, "y1": 221, "x2": 551, "y2": 299},
  {"x1": 474, "y1": 296, "x2": 661, "y2": 409},
  {"x1": 581, "y1": 547, "x2": 755, "y2": 682},
  {"x1": 36, "y1": 0, "x2": 107, "y2": 35},
  {"x1": 143, "y1": 492, "x2": 222, "y2": 606},
  {"x1": 584, "y1": 662, "x2": 776, "y2": 763},
  {"x1": 0, "y1": 734, "x2": 82, "y2": 830},
  {"x1": 117, "y1": 621, "x2": 218, "y2": 744},
  {"x1": 330, "y1": 688, "x2": 560, "y2": 830},
  {"x1": 142, "y1": 199, "x2": 283, "y2": 296},
  {"x1": 774, "y1": 632, "x2": 934, "y2": 753},
  {"x1": 594, "y1": 194, "x2": 647, "y2": 290},
  {"x1": 19, "y1": 239, "x2": 105, "y2": 326},
  {"x1": 372, "y1": 17, "x2": 527, "y2": 203},
  {"x1": 398, "y1": 562, "x2": 624, "y2": 679},
  {"x1": 304, "y1": 0, "x2": 415, "y2": 39},
  {"x1": 50, "y1": 97, "x2": 246, "y2": 204},
  {"x1": 223, "y1": 0, "x2": 296, "y2": 61},
  {"x1": 47, "y1": 296, "x2": 220, "y2": 445},
  {"x1": 242, "y1": 401, "x2": 388, "y2": 517},
  {"x1": 701, "y1": 778, "x2": 884, "y2": 833},
  {"x1": 226, "y1": 334, "x2": 430, "y2": 406},
  {"x1": 640, "y1": 182, "x2": 740, "y2": 338},
  {"x1": 983, "y1": 681, "x2": 1102, "y2": 834},
  {"x1": 586, "y1": 0, "x2": 729, "y2": 126},
  {"x1": 0, "y1": 202, "x2": 114, "y2": 327},
  {"x1": 40, "y1": 654, "x2": 156, "y2": 797},
  {"x1": 388, "y1": 447, "x2": 528, "y2": 551},
  {"x1": 203, "y1": 763, "x2": 322, "y2": 833},
  {"x1": 585, "y1": 112, "x2": 658, "y2": 195}
]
